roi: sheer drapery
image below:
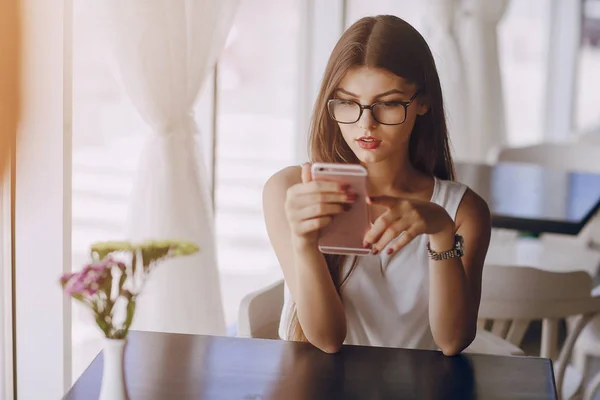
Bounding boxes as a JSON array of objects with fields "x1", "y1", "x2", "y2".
[
  {"x1": 424, "y1": 0, "x2": 509, "y2": 163},
  {"x1": 100, "y1": 0, "x2": 240, "y2": 335},
  {"x1": 423, "y1": 0, "x2": 471, "y2": 162},
  {"x1": 456, "y1": 0, "x2": 510, "y2": 162}
]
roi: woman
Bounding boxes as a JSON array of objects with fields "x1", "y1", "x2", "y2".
[{"x1": 263, "y1": 15, "x2": 491, "y2": 355}]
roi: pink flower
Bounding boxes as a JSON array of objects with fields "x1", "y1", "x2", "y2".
[{"x1": 62, "y1": 259, "x2": 113, "y2": 297}]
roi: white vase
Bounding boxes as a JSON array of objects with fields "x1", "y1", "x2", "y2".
[{"x1": 99, "y1": 338, "x2": 129, "y2": 400}]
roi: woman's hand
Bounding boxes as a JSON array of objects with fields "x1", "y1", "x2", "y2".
[
  {"x1": 363, "y1": 196, "x2": 455, "y2": 255},
  {"x1": 284, "y1": 164, "x2": 355, "y2": 248}
]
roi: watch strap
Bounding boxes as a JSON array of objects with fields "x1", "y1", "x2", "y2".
[{"x1": 427, "y1": 234, "x2": 464, "y2": 261}]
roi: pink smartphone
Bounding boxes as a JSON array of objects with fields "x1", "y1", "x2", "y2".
[{"x1": 311, "y1": 162, "x2": 371, "y2": 256}]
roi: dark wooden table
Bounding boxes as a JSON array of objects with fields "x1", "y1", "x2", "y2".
[
  {"x1": 65, "y1": 331, "x2": 557, "y2": 400},
  {"x1": 456, "y1": 162, "x2": 600, "y2": 235}
]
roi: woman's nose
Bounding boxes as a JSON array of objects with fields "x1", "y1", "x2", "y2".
[{"x1": 357, "y1": 106, "x2": 377, "y2": 129}]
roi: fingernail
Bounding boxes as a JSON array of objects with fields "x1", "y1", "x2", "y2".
[
  {"x1": 340, "y1": 184, "x2": 350, "y2": 191},
  {"x1": 347, "y1": 192, "x2": 356, "y2": 201},
  {"x1": 372, "y1": 248, "x2": 379, "y2": 255},
  {"x1": 386, "y1": 248, "x2": 393, "y2": 255},
  {"x1": 363, "y1": 241, "x2": 371, "y2": 248}
]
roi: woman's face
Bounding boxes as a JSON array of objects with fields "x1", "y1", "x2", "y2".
[{"x1": 332, "y1": 66, "x2": 428, "y2": 164}]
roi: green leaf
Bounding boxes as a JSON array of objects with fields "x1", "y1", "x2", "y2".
[
  {"x1": 90, "y1": 241, "x2": 133, "y2": 260},
  {"x1": 72, "y1": 293, "x2": 86, "y2": 303},
  {"x1": 102, "y1": 269, "x2": 114, "y2": 302},
  {"x1": 104, "y1": 297, "x2": 114, "y2": 318},
  {"x1": 131, "y1": 251, "x2": 137, "y2": 274},
  {"x1": 166, "y1": 240, "x2": 200, "y2": 256},
  {"x1": 137, "y1": 241, "x2": 171, "y2": 266},
  {"x1": 95, "y1": 314, "x2": 110, "y2": 337}
]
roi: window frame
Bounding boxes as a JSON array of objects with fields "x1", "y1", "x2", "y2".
[{"x1": 14, "y1": 0, "x2": 73, "y2": 397}]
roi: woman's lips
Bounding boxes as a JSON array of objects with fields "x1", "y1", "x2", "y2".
[{"x1": 356, "y1": 136, "x2": 381, "y2": 150}]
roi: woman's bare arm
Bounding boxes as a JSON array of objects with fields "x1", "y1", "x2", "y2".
[{"x1": 263, "y1": 166, "x2": 349, "y2": 353}]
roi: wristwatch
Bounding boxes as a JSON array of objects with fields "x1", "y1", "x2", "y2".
[{"x1": 427, "y1": 234, "x2": 465, "y2": 261}]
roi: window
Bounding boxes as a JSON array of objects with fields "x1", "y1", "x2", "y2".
[
  {"x1": 71, "y1": 0, "x2": 300, "y2": 379},
  {"x1": 72, "y1": 0, "x2": 143, "y2": 380},
  {"x1": 347, "y1": 0, "x2": 552, "y2": 147},
  {"x1": 214, "y1": 0, "x2": 300, "y2": 328},
  {"x1": 71, "y1": 0, "x2": 219, "y2": 379},
  {"x1": 498, "y1": 0, "x2": 549, "y2": 146},
  {"x1": 576, "y1": 0, "x2": 600, "y2": 136}
]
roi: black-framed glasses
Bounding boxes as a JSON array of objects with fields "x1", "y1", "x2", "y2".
[{"x1": 327, "y1": 91, "x2": 420, "y2": 125}]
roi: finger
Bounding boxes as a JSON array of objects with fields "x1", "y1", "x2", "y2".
[
  {"x1": 287, "y1": 180, "x2": 346, "y2": 202},
  {"x1": 386, "y1": 229, "x2": 418, "y2": 255},
  {"x1": 302, "y1": 180, "x2": 350, "y2": 195},
  {"x1": 295, "y1": 203, "x2": 345, "y2": 221},
  {"x1": 291, "y1": 191, "x2": 356, "y2": 209},
  {"x1": 293, "y1": 216, "x2": 333, "y2": 236},
  {"x1": 367, "y1": 195, "x2": 399, "y2": 209},
  {"x1": 363, "y1": 208, "x2": 400, "y2": 245},
  {"x1": 372, "y1": 220, "x2": 410, "y2": 254},
  {"x1": 301, "y1": 163, "x2": 312, "y2": 184}
]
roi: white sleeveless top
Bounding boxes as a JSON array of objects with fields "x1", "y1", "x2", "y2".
[{"x1": 278, "y1": 177, "x2": 468, "y2": 350}]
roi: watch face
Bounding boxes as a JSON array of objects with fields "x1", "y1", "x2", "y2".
[{"x1": 455, "y1": 234, "x2": 465, "y2": 254}]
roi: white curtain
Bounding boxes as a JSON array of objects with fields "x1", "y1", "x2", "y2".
[
  {"x1": 455, "y1": 0, "x2": 510, "y2": 162},
  {"x1": 422, "y1": 0, "x2": 471, "y2": 162},
  {"x1": 100, "y1": 0, "x2": 240, "y2": 335},
  {"x1": 424, "y1": 0, "x2": 510, "y2": 163}
]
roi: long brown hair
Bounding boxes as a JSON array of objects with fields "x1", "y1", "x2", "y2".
[{"x1": 287, "y1": 15, "x2": 455, "y2": 341}]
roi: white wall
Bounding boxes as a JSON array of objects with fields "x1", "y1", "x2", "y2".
[{"x1": 15, "y1": 0, "x2": 72, "y2": 397}]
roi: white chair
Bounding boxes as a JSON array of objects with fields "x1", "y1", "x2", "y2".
[
  {"x1": 494, "y1": 142, "x2": 600, "y2": 391},
  {"x1": 237, "y1": 279, "x2": 284, "y2": 339},
  {"x1": 576, "y1": 130, "x2": 600, "y2": 147},
  {"x1": 238, "y1": 279, "x2": 524, "y2": 355},
  {"x1": 572, "y1": 285, "x2": 600, "y2": 395},
  {"x1": 479, "y1": 265, "x2": 600, "y2": 400}
]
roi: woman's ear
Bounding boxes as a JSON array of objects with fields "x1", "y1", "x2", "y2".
[{"x1": 416, "y1": 99, "x2": 430, "y2": 116}]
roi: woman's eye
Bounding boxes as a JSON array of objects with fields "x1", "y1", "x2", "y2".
[{"x1": 379, "y1": 102, "x2": 403, "y2": 108}]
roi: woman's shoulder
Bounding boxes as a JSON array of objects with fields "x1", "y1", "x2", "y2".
[
  {"x1": 433, "y1": 178, "x2": 487, "y2": 223},
  {"x1": 444, "y1": 179, "x2": 490, "y2": 230},
  {"x1": 263, "y1": 165, "x2": 303, "y2": 196},
  {"x1": 432, "y1": 177, "x2": 468, "y2": 203}
]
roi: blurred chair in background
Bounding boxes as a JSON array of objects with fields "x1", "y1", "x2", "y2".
[
  {"x1": 238, "y1": 279, "x2": 524, "y2": 356},
  {"x1": 479, "y1": 265, "x2": 600, "y2": 400},
  {"x1": 492, "y1": 142, "x2": 600, "y2": 396}
]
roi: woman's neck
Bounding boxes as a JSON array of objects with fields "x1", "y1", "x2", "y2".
[{"x1": 363, "y1": 154, "x2": 429, "y2": 197}]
